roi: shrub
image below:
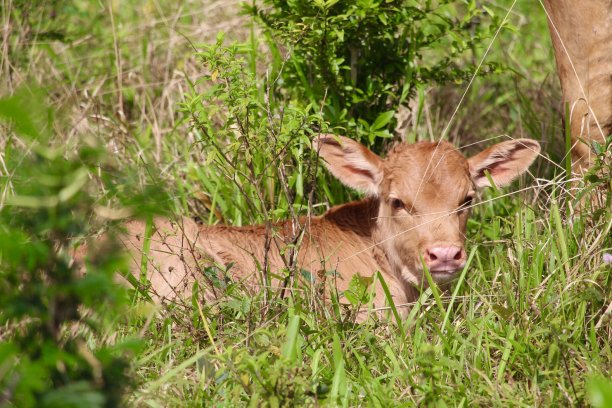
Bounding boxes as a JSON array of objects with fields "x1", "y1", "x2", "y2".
[
  {"x1": 185, "y1": 35, "x2": 327, "y2": 225},
  {"x1": 248, "y1": 0, "x2": 502, "y2": 143},
  {"x1": 0, "y1": 89, "x2": 166, "y2": 407}
]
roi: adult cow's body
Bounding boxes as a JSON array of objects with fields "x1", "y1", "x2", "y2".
[
  {"x1": 543, "y1": 0, "x2": 611, "y2": 172},
  {"x1": 109, "y1": 136, "x2": 540, "y2": 318}
]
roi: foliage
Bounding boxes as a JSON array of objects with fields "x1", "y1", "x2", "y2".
[
  {"x1": 1, "y1": 0, "x2": 610, "y2": 407},
  {"x1": 184, "y1": 34, "x2": 325, "y2": 225},
  {"x1": 248, "y1": 0, "x2": 503, "y2": 143},
  {"x1": 0, "y1": 90, "x2": 166, "y2": 407}
]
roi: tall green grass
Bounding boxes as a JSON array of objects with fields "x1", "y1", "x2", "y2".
[{"x1": 1, "y1": 0, "x2": 610, "y2": 406}]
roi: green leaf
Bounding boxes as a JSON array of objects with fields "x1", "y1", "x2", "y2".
[
  {"x1": 343, "y1": 274, "x2": 373, "y2": 306},
  {"x1": 330, "y1": 332, "x2": 346, "y2": 401},
  {"x1": 58, "y1": 167, "x2": 88, "y2": 203},
  {"x1": 281, "y1": 315, "x2": 301, "y2": 362},
  {"x1": 588, "y1": 376, "x2": 612, "y2": 408},
  {"x1": 370, "y1": 110, "x2": 395, "y2": 131},
  {"x1": 7, "y1": 195, "x2": 59, "y2": 208},
  {"x1": 0, "y1": 88, "x2": 51, "y2": 139},
  {"x1": 42, "y1": 382, "x2": 105, "y2": 408},
  {"x1": 0, "y1": 90, "x2": 44, "y2": 140}
]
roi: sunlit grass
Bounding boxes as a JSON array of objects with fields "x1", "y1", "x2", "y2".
[{"x1": 0, "y1": 0, "x2": 609, "y2": 406}]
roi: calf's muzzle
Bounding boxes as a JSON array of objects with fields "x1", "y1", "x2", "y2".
[{"x1": 423, "y1": 245, "x2": 466, "y2": 273}]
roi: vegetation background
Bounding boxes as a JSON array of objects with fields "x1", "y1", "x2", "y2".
[{"x1": 0, "y1": 0, "x2": 610, "y2": 406}]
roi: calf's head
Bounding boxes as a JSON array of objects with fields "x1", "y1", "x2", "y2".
[{"x1": 314, "y1": 135, "x2": 540, "y2": 286}]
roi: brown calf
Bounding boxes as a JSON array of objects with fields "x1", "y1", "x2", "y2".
[{"x1": 108, "y1": 135, "x2": 540, "y2": 317}]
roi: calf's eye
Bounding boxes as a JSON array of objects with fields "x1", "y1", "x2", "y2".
[
  {"x1": 391, "y1": 198, "x2": 405, "y2": 211},
  {"x1": 460, "y1": 196, "x2": 473, "y2": 211}
]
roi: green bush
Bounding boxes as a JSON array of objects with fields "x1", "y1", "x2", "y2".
[
  {"x1": 2, "y1": 1, "x2": 610, "y2": 406},
  {"x1": 0, "y1": 90, "x2": 166, "y2": 407},
  {"x1": 248, "y1": 0, "x2": 502, "y2": 143},
  {"x1": 185, "y1": 35, "x2": 327, "y2": 225}
]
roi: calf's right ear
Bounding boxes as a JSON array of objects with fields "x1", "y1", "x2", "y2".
[
  {"x1": 468, "y1": 138, "x2": 540, "y2": 188},
  {"x1": 313, "y1": 134, "x2": 383, "y2": 196}
]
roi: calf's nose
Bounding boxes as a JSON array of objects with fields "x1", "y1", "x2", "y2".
[{"x1": 424, "y1": 246, "x2": 466, "y2": 272}]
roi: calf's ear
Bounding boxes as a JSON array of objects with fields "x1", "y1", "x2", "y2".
[
  {"x1": 313, "y1": 134, "x2": 383, "y2": 195},
  {"x1": 468, "y1": 139, "x2": 540, "y2": 188}
]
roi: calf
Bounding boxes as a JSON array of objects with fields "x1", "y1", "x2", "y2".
[{"x1": 111, "y1": 135, "x2": 540, "y2": 316}]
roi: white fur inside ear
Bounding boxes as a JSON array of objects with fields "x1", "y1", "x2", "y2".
[
  {"x1": 469, "y1": 139, "x2": 540, "y2": 188},
  {"x1": 314, "y1": 134, "x2": 383, "y2": 195}
]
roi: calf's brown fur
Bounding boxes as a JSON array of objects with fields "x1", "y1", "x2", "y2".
[{"x1": 93, "y1": 135, "x2": 540, "y2": 317}]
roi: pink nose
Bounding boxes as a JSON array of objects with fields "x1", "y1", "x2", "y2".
[{"x1": 424, "y1": 246, "x2": 466, "y2": 272}]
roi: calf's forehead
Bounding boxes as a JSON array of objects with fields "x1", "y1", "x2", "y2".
[{"x1": 382, "y1": 142, "x2": 472, "y2": 202}]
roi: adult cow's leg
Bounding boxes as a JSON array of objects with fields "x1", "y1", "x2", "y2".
[{"x1": 542, "y1": 0, "x2": 611, "y2": 173}]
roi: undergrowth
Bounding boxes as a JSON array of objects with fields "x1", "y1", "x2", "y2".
[{"x1": 0, "y1": 0, "x2": 610, "y2": 407}]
